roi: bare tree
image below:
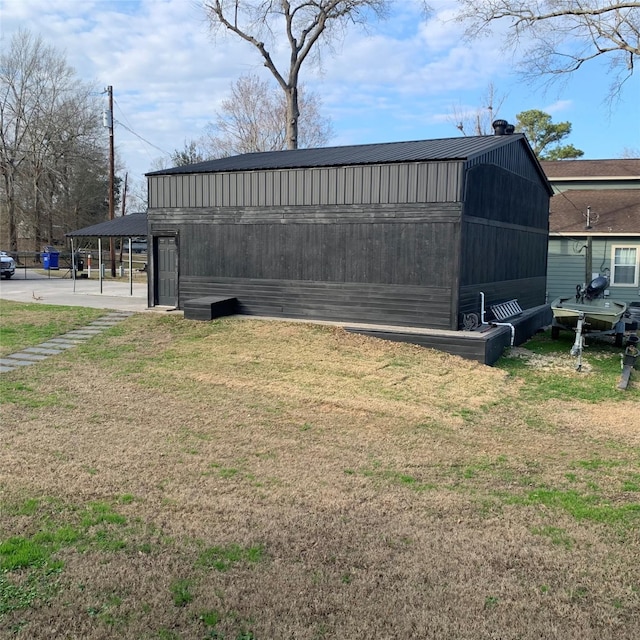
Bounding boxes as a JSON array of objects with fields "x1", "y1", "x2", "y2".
[
  {"x1": 0, "y1": 29, "x2": 49, "y2": 251},
  {"x1": 0, "y1": 30, "x2": 108, "y2": 251},
  {"x1": 456, "y1": 1, "x2": 640, "y2": 98},
  {"x1": 202, "y1": 0, "x2": 415, "y2": 150},
  {"x1": 620, "y1": 146, "x2": 640, "y2": 157},
  {"x1": 204, "y1": 74, "x2": 333, "y2": 157},
  {"x1": 0, "y1": 31, "x2": 106, "y2": 251},
  {"x1": 451, "y1": 82, "x2": 506, "y2": 136}
]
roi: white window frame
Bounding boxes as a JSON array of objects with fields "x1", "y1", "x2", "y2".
[{"x1": 611, "y1": 245, "x2": 639, "y2": 287}]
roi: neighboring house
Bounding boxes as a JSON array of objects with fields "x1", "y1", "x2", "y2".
[
  {"x1": 146, "y1": 132, "x2": 552, "y2": 364},
  {"x1": 541, "y1": 159, "x2": 640, "y2": 306}
]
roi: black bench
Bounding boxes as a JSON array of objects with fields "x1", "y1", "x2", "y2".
[{"x1": 183, "y1": 296, "x2": 238, "y2": 321}]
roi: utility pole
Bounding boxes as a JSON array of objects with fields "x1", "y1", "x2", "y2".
[
  {"x1": 584, "y1": 206, "x2": 593, "y2": 287},
  {"x1": 105, "y1": 85, "x2": 116, "y2": 277},
  {"x1": 118, "y1": 173, "x2": 128, "y2": 265},
  {"x1": 585, "y1": 235, "x2": 593, "y2": 288}
]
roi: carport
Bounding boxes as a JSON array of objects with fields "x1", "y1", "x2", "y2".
[{"x1": 65, "y1": 213, "x2": 147, "y2": 296}]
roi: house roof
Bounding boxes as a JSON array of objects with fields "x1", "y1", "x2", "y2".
[
  {"x1": 146, "y1": 134, "x2": 531, "y2": 176},
  {"x1": 549, "y1": 189, "x2": 640, "y2": 234},
  {"x1": 541, "y1": 158, "x2": 640, "y2": 179},
  {"x1": 65, "y1": 213, "x2": 147, "y2": 238}
]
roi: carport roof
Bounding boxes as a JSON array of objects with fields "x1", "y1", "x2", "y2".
[{"x1": 65, "y1": 213, "x2": 147, "y2": 238}]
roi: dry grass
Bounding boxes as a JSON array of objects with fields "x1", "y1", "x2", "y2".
[
  {"x1": 0, "y1": 301, "x2": 105, "y2": 357},
  {"x1": 1, "y1": 312, "x2": 639, "y2": 639}
]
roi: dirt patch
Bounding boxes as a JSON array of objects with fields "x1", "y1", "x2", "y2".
[
  {"x1": 509, "y1": 346, "x2": 595, "y2": 373},
  {"x1": 543, "y1": 399, "x2": 640, "y2": 445}
]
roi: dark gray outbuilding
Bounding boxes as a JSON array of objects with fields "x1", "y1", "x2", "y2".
[{"x1": 145, "y1": 133, "x2": 553, "y2": 364}]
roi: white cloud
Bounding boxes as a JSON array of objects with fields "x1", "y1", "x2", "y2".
[
  {"x1": 1, "y1": 0, "x2": 637, "y2": 179},
  {"x1": 543, "y1": 100, "x2": 574, "y2": 115}
]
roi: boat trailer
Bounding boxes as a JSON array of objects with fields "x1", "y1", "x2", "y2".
[
  {"x1": 570, "y1": 313, "x2": 587, "y2": 372},
  {"x1": 618, "y1": 335, "x2": 639, "y2": 391}
]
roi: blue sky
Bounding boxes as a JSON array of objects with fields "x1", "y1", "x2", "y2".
[{"x1": 2, "y1": 0, "x2": 639, "y2": 201}]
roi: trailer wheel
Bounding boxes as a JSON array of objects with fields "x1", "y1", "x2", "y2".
[
  {"x1": 614, "y1": 332, "x2": 624, "y2": 348},
  {"x1": 551, "y1": 326, "x2": 560, "y2": 340}
]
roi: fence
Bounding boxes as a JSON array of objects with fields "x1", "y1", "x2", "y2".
[{"x1": 4, "y1": 250, "x2": 147, "y2": 280}]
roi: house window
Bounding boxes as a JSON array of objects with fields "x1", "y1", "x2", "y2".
[{"x1": 611, "y1": 246, "x2": 638, "y2": 286}]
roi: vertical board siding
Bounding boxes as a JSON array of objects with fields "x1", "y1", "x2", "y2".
[
  {"x1": 147, "y1": 161, "x2": 465, "y2": 208},
  {"x1": 463, "y1": 164, "x2": 550, "y2": 229},
  {"x1": 459, "y1": 160, "x2": 550, "y2": 317},
  {"x1": 175, "y1": 176, "x2": 183, "y2": 209},
  {"x1": 162, "y1": 177, "x2": 171, "y2": 208},
  {"x1": 460, "y1": 223, "x2": 548, "y2": 285},
  {"x1": 468, "y1": 144, "x2": 544, "y2": 187}
]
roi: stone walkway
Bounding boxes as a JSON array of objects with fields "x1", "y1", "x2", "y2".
[{"x1": 0, "y1": 311, "x2": 134, "y2": 374}]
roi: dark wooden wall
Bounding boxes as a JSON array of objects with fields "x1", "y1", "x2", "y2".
[
  {"x1": 180, "y1": 278, "x2": 453, "y2": 328},
  {"x1": 150, "y1": 203, "x2": 462, "y2": 329},
  {"x1": 458, "y1": 164, "x2": 550, "y2": 318}
]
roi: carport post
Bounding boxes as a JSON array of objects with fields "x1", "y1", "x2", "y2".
[
  {"x1": 98, "y1": 237, "x2": 103, "y2": 294},
  {"x1": 71, "y1": 238, "x2": 76, "y2": 292}
]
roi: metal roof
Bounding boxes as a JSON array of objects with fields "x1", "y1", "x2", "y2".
[
  {"x1": 65, "y1": 213, "x2": 147, "y2": 238},
  {"x1": 146, "y1": 134, "x2": 528, "y2": 176}
]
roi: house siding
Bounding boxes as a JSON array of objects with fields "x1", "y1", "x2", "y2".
[
  {"x1": 542, "y1": 158, "x2": 640, "y2": 309},
  {"x1": 547, "y1": 235, "x2": 640, "y2": 303}
]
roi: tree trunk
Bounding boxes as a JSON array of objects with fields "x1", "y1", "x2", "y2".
[
  {"x1": 2, "y1": 172, "x2": 19, "y2": 252},
  {"x1": 33, "y1": 172, "x2": 42, "y2": 253},
  {"x1": 285, "y1": 86, "x2": 300, "y2": 150}
]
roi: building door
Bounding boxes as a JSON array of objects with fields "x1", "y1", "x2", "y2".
[{"x1": 156, "y1": 236, "x2": 177, "y2": 306}]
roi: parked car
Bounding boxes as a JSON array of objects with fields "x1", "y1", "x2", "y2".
[
  {"x1": 130, "y1": 237, "x2": 147, "y2": 254},
  {"x1": 0, "y1": 251, "x2": 15, "y2": 279}
]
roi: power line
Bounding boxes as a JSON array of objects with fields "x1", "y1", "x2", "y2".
[
  {"x1": 556, "y1": 189, "x2": 583, "y2": 213},
  {"x1": 112, "y1": 97, "x2": 171, "y2": 156},
  {"x1": 115, "y1": 120, "x2": 171, "y2": 155}
]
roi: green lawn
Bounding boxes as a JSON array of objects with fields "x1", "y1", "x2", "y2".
[{"x1": 1, "y1": 306, "x2": 638, "y2": 639}]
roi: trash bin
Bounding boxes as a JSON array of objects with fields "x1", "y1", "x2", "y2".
[
  {"x1": 41, "y1": 246, "x2": 60, "y2": 270},
  {"x1": 73, "y1": 252, "x2": 84, "y2": 272}
]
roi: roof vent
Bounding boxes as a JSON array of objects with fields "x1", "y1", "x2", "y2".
[
  {"x1": 492, "y1": 120, "x2": 508, "y2": 135},
  {"x1": 492, "y1": 120, "x2": 515, "y2": 135}
]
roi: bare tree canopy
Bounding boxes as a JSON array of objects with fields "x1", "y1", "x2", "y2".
[
  {"x1": 456, "y1": 1, "x2": 640, "y2": 97},
  {"x1": 451, "y1": 82, "x2": 507, "y2": 136},
  {"x1": 0, "y1": 29, "x2": 108, "y2": 251},
  {"x1": 204, "y1": 74, "x2": 333, "y2": 157},
  {"x1": 202, "y1": 1, "x2": 422, "y2": 149}
]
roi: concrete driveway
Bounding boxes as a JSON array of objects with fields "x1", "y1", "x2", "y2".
[{"x1": 0, "y1": 269, "x2": 165, "y2": 313}]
